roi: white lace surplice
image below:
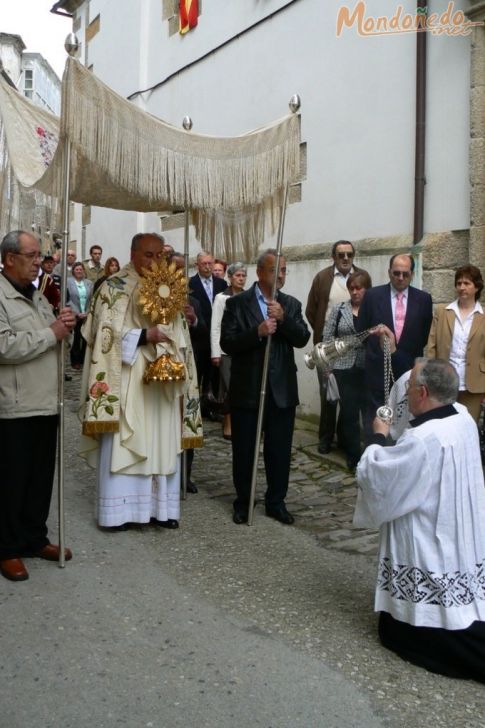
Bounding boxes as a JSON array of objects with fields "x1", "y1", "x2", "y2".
[{"x1": 355, "y1": 409, "x2": 485, "y2": 630}]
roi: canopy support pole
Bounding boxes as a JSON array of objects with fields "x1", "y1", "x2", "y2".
[
  {"x1": 180, "y1": 115, "x2": 193, "y2": 502},
  {"x1": 181, "y1": 206, "x2": 190, "y2": 501},
  {"x1": 57, "y1": 138, "x2": 71, "y2": 567}
]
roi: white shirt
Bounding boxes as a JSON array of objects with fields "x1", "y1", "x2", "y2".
[
  {"x1": 211, "y1": 291, "x2": 230, "y2": 358},
  {"x1": 447, "y1": 299, "x2": 483, "y2": 390},
  {"x1": 325, "y1": 266, "x2": 352, "y2": 322},
  {"x1": 333, "y1": 264, "x2": 352, "y2": 282}
]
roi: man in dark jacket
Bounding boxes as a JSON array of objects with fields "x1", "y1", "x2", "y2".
[
  {"x1": 170, "y1": 252, "x2": 209, "y2": 494},
  {"x1": 356, "y1": 253, "x2": 433, "y2": 442},
  {"x1": 189, "y1": 251, "x2": 227, "y2": 417},
  {"x1": 221, "y1": 249, "x2": 310, "y2": 525}
]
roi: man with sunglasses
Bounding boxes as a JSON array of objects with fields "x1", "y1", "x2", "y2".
[
  {"x1": 357, "y1": 253, "x2": 432, "y2": 442},
  {"x1": 306, "y1": 240, "x2": 369, "y2": 454}
]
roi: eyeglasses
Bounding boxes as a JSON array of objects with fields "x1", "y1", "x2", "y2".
[
  {"x1": 391, "y1": 270, "x2": 411, "y2": 279},
  {"x1": 336, "y1": 252, "x2": 354, "y2": 260},
  {"x1": 12, "y1": 252, "x2": 42, "y2": 262}
]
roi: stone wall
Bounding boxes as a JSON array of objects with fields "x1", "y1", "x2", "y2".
[
  {"x1": 284, "y1": 228, "x2": 475, "y2": 306},
  {"x1": 421, "y1": 230, "x2": 471, "y2": 304},
  {"x1": 468, "y1": 4, "x2": 485, "y2": 271}
]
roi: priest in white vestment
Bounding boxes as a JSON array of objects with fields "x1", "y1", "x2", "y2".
[
  {"x1": 354, "y1": 357, "x2": 485, "y2": 682},
  {"x1": 80, "y1": 233, "x2": 202, "y2": 530}
]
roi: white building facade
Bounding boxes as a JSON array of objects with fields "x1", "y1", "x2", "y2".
[
  {"x1": 0, "y1": 34, "x2": 60, "y2": 112},
  {"x1": 0, "y1": 33, "x2": 62, "y2": 250},
  {"x1": 0, "y1": 33, "x2": 25, "y2": 87},
  {"x1": 51, "y1": 0, "x2": 484, "y2": 418},
  {"x1": 21, "y1": 53, "x2": 61, "y2": 115}
]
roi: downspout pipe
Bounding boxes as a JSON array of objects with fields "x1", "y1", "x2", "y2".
[
  {"x1": 50, "y1": 9, "x2": 73, "y2": 17},
  {"x1": 413, "y1": 3, "x2": 427, "y2": 245},
  {"x1": 50, "y1": 2, "x2": 73, "y2": 18}
]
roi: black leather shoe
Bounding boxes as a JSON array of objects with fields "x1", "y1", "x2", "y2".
[
  {"x1": 318, "y1": 441, "x2": 331, "y2": 454},
  {"x1": 265, "y1": 505, "x2": 295, "y2": 525},
  {"x1": 186, "y1": 480, "x2": 198, "y2": 494},
  {"x1": 156, "y1": 519, "x2": 179, "y2": 529},
  {"x1": 233, "y1": 509, "x2": 248, "y2": 525}
]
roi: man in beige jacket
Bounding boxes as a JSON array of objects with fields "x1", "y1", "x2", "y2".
[
  {"x1": 0, "y1": 230, "x2": 75, "y2": 582},
  {"x1": 82, "y1": 244, "x2": 104, "y2": 283}
]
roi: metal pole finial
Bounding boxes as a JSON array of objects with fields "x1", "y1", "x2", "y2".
[
  {"x1": 182, "y1": 116, "x2": 193, "y2": 131},
  {"x1": 289, "y1": 94, "x2": 301, "y2": 113},
  {"x1": 64, "y1": 33, "x2": 79, "y2": 56}
]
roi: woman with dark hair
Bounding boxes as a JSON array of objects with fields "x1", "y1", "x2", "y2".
[
  {"x1": 427, "y1": 264, "x2": 484, "y2": 422},
  {"x1": 93, "y1": 256, "x2": 121, "y2": 294},
  {"x1": 322, "y1": 270, "x2": 372, "y2": 470}
]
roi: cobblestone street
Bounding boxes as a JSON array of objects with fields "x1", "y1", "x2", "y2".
[
  {"x1": 191, "y1": 417, "x2": 380, "y2": 557},
  {"x1": 67, "y1": 366, "x2": 376, "y2": 554}
]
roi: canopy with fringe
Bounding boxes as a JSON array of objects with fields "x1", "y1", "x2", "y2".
[
  {"x1": 0, "y1": 57, "x2": 301, "y2": 258},
  {"x1": 0, "y1": 74, "x2": 60, "y2": 242}
]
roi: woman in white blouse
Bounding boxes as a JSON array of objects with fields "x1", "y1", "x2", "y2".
[
  {"x1": 427, "y1": 265, "x2": 484, "y2": 422},
  {"x1": 211, "y1": 262, "x2": 247, "y2": 439}
]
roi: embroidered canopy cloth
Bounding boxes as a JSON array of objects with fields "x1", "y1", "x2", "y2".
[
  {"x1": 0, "y1": 74, "x2": 60, "y2": 237},
  {"x1": 0, "y1": 58, "x2": 301, "y2": 257}
]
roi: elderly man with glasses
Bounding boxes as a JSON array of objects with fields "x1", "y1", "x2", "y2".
[
  {"x1": 354, "y1": 358, "x2": 485, "y2": 683},
  {"x1": 305, "y1": 240, "x2": 370, "y2": 454},
  {"x1": 0, "y1": 230, "x2": 75, "y2": 581},
  {"x1": 53, "y1": 248, "x2": 77, "y2": 278},
  {"x1": 357, "y1": 253, "x2": 432, "y2": 443}
]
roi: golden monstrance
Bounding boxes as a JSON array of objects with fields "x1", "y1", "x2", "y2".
[{"x1": 137, "y1": 258, "x2": 188, "y2": 384}]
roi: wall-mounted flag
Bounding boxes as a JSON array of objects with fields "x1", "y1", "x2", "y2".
[{"x1": 179, "y1": 0, "x2": 199, "y2": 34}]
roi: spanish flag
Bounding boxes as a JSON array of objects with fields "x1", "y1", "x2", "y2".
[{"x1": 179, "y1": 0, "x2": 198, "y2": 34}]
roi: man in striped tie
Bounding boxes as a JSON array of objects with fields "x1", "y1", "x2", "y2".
[{"x1": 357, "y1": 253, "x2": 433, "y2": 443}]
